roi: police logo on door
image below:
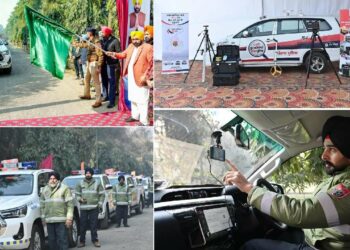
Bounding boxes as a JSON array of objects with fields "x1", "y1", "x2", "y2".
[{"x1": 248, "y1": 40, "x2": 266, "y2": 57}]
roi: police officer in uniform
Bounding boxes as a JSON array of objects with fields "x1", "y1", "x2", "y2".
[
  {"x1": 75, "y1": 168, "x2": 105, "y2": 248},
  {"x1": 100, "y1": 26, "x2": 121, "y2": 108},
  {"x1": 40, "y1": 171, "x2": 73, "y2": 250},
  {"x1": 113, "y1": 175, "x2": 130, "y2": 227},
  {"x1": 76, "y1": 27, "x2": 104, "y2": 108},
  {"x1": 224, "y1": 116, "x2": 350, "y2": 250}
]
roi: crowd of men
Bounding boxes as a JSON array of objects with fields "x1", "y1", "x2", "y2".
[
  {"x1": 70, "y1": 25, "x2": 154, "y2": 125},
  {"x1": 40, "y1": 168, "x2": 148, "y2": 249}
]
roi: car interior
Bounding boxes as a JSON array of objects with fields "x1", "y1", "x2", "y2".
[{"x1": 154, "y1": 110, "x2": 350, "y2": 250}]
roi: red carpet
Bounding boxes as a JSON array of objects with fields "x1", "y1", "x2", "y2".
[
  {"x1": 155, "y1": 61, "x2": 350, "y2": 108},
  {"x1": 0, "y1": 111, "x2": 151, "y2": 127}
]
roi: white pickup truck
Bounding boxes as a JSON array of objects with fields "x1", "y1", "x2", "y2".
[
  {"x1": 0, "y1": 169, "x2": 80, "y2": 250},
  {"x1": 108, "y1": 175, "x2": 145, "y2": 216}
]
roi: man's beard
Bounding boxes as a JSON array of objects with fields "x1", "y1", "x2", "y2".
[
  {"x1": 324, "y1": 161, "x2": 347, "y2": 175},
  {"x1": 133, "y1": 41, "x2": 142, "y2": 47},
  {"x1": 145, "y1": 37, "x2": 152, "y2": 43},
  {"x1": 50, "y1": 182, "x2": 58, "y2": 188},
  {"x1": 134, "y1": 7, "x2": 140, "y2": 13},
  {"x1": 86, "y1": 176, "x2": 92, "y2": 181}
]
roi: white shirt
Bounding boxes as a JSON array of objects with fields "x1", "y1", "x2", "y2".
[{"x1": 127, "y1": 47, "x2": 149, "y2": 103}]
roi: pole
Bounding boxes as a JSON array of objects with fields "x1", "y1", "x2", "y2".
[{"x1": 202, "y1": 31, "x2": 207, "y2": 83}]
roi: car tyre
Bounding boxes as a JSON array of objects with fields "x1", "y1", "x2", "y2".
[
  {"x1": 27, "y1": 224, "x2": 44, "y2": 250},
  {"x1": 100, "y1": 206, "x2": 109, "y2": 229},
  {"x1": 135, "y1": 199, "x2": 143, "y2": 214},
  {"x1": 67, "y1": 215, "x2": 79, "y2": 247},
  {"x1": 305, "y1": 52, "x2": 327, "y2": 74}
]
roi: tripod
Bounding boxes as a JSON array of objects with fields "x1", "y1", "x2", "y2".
[
  {"x1": 184, "y1": 25, "x2": 215, "y2": 83},
  {"x1": 305, "y1": 29, "x2": 342, "y2": 88}
]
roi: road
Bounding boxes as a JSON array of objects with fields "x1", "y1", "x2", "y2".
[
  {"x1": 43, "y1": 207, "x2": 153, "y2": 250},
  {"x1": 0, "y1": 45, "x2": 119, "y2": 120},
  {"x1": 80, "y1": 208, "x2": 153, "y2": 250}
]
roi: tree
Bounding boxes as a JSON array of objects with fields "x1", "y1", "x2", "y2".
[
  {"x1": 5, "y1": 0, "x2": 120, "y2": 45},
  {"x1": 0, "y1": 128, "x2": 153, "y2": 178},
  {"x1": 269, "y1": 147, "x2": 327, "y2": 193}
]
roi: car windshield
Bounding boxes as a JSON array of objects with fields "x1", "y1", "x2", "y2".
[
  {"x1": 154, "y1": 110, "x2": 283, "y2": 187},
  {"x1": 62, "y1": 176, "x2": 101, "y2": 189},
  {"x1": 0, "y1": 174, "x2": 34, "y2": 196}
]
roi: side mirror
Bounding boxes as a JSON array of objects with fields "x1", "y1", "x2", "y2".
[
  {"x1": 105, "y1": 184, "x2": 112, "y2": 190},
  {"x1": 242, "y1": 30, "x2": 249, "y2": 38},
  {"x1": 234, "y1": 124, "x2": 250, "y2": 149},
  {"x1": 5, "y1": 42, "x2": 8, "y2": 45},
  {"x1": 128, "y1": 184, "x2": 134, "y2": 188}
]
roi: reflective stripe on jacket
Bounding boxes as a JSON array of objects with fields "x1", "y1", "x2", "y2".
[
  {"x1": 40, "y1": 182, "x2": 74, "y2": 223},
  {"x1": 247, "y1": 166, "x2": 350, "y2": 250},
  {"x1": 75, "y1": 178, "x2": 105, "y2": 210},
  {"x1": 112, "y1": 184, "x2": 130, "y2": 206}
]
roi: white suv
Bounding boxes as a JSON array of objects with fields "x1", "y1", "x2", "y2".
[
  {"x1": 221, "y1": 16, "x2": 340, "y2": 73},
  {"x1": 0, "y1": 169, "x2": 80, "y2": 250},
  {"x1": 0, "y1": 39, "x2": 12, "y2": 74}
]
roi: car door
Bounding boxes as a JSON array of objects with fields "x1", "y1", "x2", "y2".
[
  {"x1": 127, "y1": 177, "x2": 137, "y2": 206},
  {"x1": 102, "y1": 176, "x2": 115, "y2": 213},
  {"x1": 273, "y1": 19, "x2": 308, "y2": 65},
  {"x1": 237, "y1": 19, "x2": 277, "y2": 66}
]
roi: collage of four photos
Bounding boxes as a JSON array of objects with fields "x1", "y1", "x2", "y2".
[{"x1": 1, "y1": 0, "x2": 350, "y2": 250}]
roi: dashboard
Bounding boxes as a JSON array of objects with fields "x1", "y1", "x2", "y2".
[{"x1": 154, "y1": 186, "x2": 239, "y2": 250}]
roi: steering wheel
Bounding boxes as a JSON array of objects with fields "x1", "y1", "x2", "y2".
[{"x1": 253, "y1": 178, "x2": 288, "y2": 231}]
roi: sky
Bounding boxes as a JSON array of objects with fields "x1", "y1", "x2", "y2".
[{"x1": 0, "y1": 0, "x2": 20, "y2": 28}]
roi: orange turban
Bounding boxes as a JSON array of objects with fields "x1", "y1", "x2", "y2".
[{"x1": 144, "y1": 25, "x2": 154, "y2": 38}]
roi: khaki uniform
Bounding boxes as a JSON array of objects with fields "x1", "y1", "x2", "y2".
[
  {"x1": 77, "y1": 37, "x2": 103, "y2": 102},
  {"x1": 40, "y1": 182, "x2": 74, "y2": 223},
  {"x1": 248, "y1": 166, "x2": 350, "y2": 250}
]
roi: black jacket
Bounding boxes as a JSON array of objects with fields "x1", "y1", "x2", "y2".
[{"x1": 102, "y1": 35, "x2": 121, "y2": 66}]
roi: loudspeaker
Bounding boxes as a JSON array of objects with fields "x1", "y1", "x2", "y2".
[
  {"x1": 213, "y1": 73, "x2": 240, "y2": 86},
  {"x1": 212, "y1": 61, "x2": 239, "y2": 74},
  {"x1": 216, "y1": 45, "x2": 240, "y2": 61}
]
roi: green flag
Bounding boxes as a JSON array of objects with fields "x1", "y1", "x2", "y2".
[{"x1": 24, "y1": 6, "x2": 73, "y2": 79}]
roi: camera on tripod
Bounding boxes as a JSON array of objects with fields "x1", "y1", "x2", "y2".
[
  {"x1": 209, "y1": 131, "x2": 225, "y2": 161},
  {"x1": 305, "y1": 20, "x2": 320, "y2": 32}
]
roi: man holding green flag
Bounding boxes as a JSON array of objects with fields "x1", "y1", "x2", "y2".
[{"x1": 24, "y1": 5, "x2": 73, "y2": 79}]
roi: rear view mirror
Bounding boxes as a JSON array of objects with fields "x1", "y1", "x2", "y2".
[{"x1": 235, "y1": 124, "x2": 249, "y2": 149}]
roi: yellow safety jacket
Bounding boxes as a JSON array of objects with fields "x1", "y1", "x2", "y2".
[
  {"x1": 248, "y1": 166, "x2": 350, "y2": 250},
  {"x1": 112, "y1": 183, "x2": 130, "y2": 206},
  {"x1": 75, "y1": 178, "x2": 105, "y2": 210},
  {"x1": 40, "y1": 182, "x2": 74, "y2": 223}
]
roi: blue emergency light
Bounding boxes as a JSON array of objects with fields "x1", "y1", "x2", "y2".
[{"x1": 21, "y1": 161, "x2": 37, "y2": 169}]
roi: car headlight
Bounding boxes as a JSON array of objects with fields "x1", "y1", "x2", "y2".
[
  {"x1": 1, "y1": 50, "x2": 9, "y2": 55},
  {"x1": 0, "y1": 215, "x2": 7, "y2": 236},
  {"x1": 0, "y1": 205, "x2": 28, "y2": 219}
]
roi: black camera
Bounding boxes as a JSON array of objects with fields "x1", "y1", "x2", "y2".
[
  {"x1": 305, "y1": 20, "x2": 320, "y2": 32},
  {"x1": 209, "y1": 131, "x2": 225, "y2": 161}
]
